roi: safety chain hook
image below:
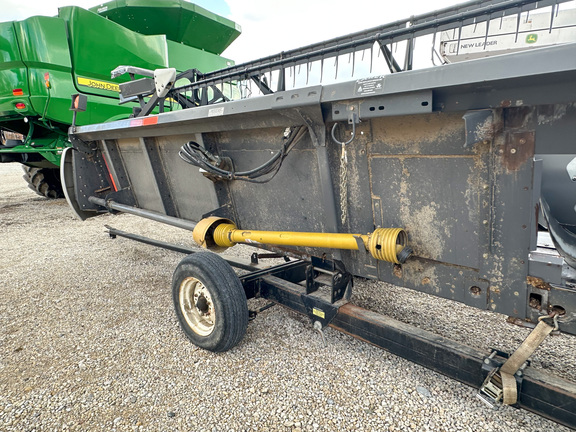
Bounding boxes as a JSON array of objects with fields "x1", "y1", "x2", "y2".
[
  {"x1": 538, "y1": 312, "x2": 560, "y2": 331},
  {"x1": 330, "y1": 120, "x2": 356, "y2": 146}
]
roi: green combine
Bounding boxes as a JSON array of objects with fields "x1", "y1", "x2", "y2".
[{"x1": 0, "y1": 0, "x2": 239, "y2": 198}]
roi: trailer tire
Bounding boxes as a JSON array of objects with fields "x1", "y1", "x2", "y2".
[
  {"x1": 22, "y1": 166, "x2": 64, "y2": 199},
  {"x1": 172, "y1": 252, "x2": 248, "y2": 352}
]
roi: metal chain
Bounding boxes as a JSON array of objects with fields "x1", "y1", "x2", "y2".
[{"x1": 340, "y1": 144, "x2": 348, "y2": 225}]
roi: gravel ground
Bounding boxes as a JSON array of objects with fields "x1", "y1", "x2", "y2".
[{"x1": 1, "y1": 162, "x2": 574, "y2": 432}]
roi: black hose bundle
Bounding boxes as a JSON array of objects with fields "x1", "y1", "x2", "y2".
[{"x1": 179, "y1": 126, "x2": 305, "y2": 183}]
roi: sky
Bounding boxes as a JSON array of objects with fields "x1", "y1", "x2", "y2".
[{"x1": 0, "y1": 0, "x2": 466, "y2": 64}]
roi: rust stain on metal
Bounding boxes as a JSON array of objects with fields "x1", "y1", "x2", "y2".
[
  {"x1": 506, "y1": 316, "x2": 536, "y2": 328},
  {"x1": 393, "y1": 264, "x2": 403, "y2": 279},
  {"x1": 421, "y1": 277, "x2": 431, "y2": 285},
  {"x1": 529, "y1": 296, "x2": 542, "y2": 310},
  {"x1": 502, "y1": 131, "x2": 534, "y2": 171},
  {"x1": 527, "y1": 276, "x2": 552, "y2": 291},
  {"x1": 370, "y1": 112, "x2": 463, "y2": 152}
]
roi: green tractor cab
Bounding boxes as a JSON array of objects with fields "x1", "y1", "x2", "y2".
[{"x1": 0, "y1": 0, "x2": 239, "y2": 198}]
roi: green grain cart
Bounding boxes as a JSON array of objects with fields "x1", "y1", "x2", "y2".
[{"x1": 0, "y1": 0, "x2": 239, "y2": 197}]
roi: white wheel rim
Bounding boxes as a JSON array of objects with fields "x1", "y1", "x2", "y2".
[{"x1": 179, "y1": 277, "x2": 215, "y2": 336}]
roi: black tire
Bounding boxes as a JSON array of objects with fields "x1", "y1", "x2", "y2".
[
  {"x1": 172, "y1": 252, "x2": 248, "y2": 352},
  {"x1": 21, "y1": 166, "x2": 64, "y2": 199}
]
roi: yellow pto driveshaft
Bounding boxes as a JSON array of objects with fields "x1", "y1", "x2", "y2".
[{"x1": 193, "y1": 217, "x2": 412, "y2": 264}]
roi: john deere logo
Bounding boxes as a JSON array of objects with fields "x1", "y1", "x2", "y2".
[{"x1": 526, "y1": 34, "x2": 538, "y2": 44}]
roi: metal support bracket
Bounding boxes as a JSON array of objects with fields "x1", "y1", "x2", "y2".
[
  {"x1": 305, "y1": 257, "x2": 352, "y2": 302},
  {"x1": 302, "y1": 295, "x2": 340, "y2": 329},
  {"x1": 154, "y1": 68, "x2": 176, "y2": 98},
  {"x1": 330, "y1": 90, "x2": 432, "y2": 122},
  {"x1": 477, "y1": 349, "x2": 527, "y2": 409}
]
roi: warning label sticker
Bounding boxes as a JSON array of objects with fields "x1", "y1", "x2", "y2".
[
  {"x1": 312, "y1": 308, "x2": 325, "y2": 319},
  {"x1": 356, "y1": 76, "x2": 385, "y2": 96},
  {"x1": 208, "y1": 107, "x2": 225, "y2": 117},
  {"x1": 77, "y1": 77, "x2": 119, "y2": 92}
]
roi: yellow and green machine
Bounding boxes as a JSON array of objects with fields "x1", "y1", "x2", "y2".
[{"x1": 0, "y1": 0, "x2": 239, "y2": 197}]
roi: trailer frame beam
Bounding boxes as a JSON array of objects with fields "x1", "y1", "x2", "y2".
[
  {"x1": 260, "y1": 276, "x2": 576, "y2": 430},
  {"x1": 103, "y1": 226, "x2": 576, "y2": 429}
]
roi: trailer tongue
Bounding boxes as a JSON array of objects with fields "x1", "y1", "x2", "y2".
[{"x1": 63, "y1": 0, "x2": 576, "y2": 428}]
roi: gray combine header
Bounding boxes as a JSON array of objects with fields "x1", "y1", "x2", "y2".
[{"x1": 62, "y1": 0, "x2": 576, "y2": 428}]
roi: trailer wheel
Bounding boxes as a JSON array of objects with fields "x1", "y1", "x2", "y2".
[
  {"x1": 22, "y1": 166, "x2": 64, "y2": 199},
  {"x1": 172, "y1": 252, "x2": 248, "y2": 352}
]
